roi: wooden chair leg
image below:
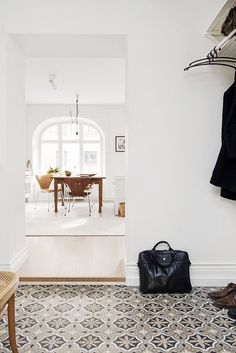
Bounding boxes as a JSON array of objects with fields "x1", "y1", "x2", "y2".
[{"x1": 7, "y1": 294, "x2": 19, "y2": 353}]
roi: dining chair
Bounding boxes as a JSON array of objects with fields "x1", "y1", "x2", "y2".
[
  {"x1": 80, "y1": 174, "x2": 96, "y2": 207},
  {"x1": 0, "y1": 272, "x2": 19, "y2": 353},
  {"x1": 35, "y1": 175, "x2": 62, "y2": 211},
  {"x1": 63, "y1": 177, "x2": 93, "y2": 216}
]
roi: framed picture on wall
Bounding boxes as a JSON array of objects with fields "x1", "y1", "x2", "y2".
[{"x1": 115, "y1": 136, "x2": 125, "y2": 152}]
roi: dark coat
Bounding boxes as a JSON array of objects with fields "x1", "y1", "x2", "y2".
[{"x1": 210, "y1": 76, "x2": 236, "y2": 200}]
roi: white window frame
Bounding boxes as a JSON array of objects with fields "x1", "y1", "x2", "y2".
[{"x1": 33, "y1": 117, "x2": 105, "y2": 175}]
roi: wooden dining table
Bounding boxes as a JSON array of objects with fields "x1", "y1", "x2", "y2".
[{"x1": 53, "y1": 176, "x2": 106, "y2": 213}]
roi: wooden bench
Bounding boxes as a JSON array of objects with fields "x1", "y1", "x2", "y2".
[{"x1": 0, "y1": 272, "x2": 19, "y2": 353}]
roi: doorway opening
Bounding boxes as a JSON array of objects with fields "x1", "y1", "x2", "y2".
[{"x1": 12, "y1": 33, "x2": 127, "y2": 282}]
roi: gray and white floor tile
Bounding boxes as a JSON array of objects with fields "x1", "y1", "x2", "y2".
[{"x1": 0, "y1": 285, "x2": 236, "y2": 352}]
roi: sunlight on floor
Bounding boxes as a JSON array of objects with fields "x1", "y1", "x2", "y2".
[
  {"x1": 25, "y1": 200, "x2": 125, "y2": 236},
  {"x1": 61, "y1": 218, "x2": 88, "y2": 229}
]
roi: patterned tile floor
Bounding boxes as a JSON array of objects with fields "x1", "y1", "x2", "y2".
[{"x1": 0, "y1": 285, "x2": 236, "y2": 352}]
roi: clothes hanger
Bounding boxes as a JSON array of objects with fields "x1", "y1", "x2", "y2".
[
  {"x1": 184, "y1": 61, "x2": 236, "y2": 71},
  {"x1": 187, "y1": 56, "x2": 236, "y2": 66},
  {"x1": 184, "y1": 46, "x2": 236, "y2": 71},
  {"x1": 184, "y1": 53, "x2": 236, "y2": 71},
  {"x1": 184, "y1": 48, "x2": 236, "y2": 71},
  {"x1": 184, "y1": 28, "x2": 236, "y2": 72}
]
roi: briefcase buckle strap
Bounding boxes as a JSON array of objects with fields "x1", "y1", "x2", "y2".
[
  {"x1": 152, "y1": 241, "x2": 173, "y2": 251},
  {"x1": 151, "y1": 252, "x2": 176, "y2": 267}
]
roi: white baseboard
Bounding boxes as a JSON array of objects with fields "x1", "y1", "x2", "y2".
[
  {"x1": 126, "y1": 263, "x2": 236, "y2": 287},
  {"x1": 0, "y1": 246, "x2": 28, "y2": 272}
]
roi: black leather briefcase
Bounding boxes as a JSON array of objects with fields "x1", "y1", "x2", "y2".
[{"x1": 138, "y1": 241, "x2": 192, "y2": 294}]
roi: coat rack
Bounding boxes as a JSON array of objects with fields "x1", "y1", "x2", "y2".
[{"x1": 184, "y1": 28, "x2": 236, "y2": 71}]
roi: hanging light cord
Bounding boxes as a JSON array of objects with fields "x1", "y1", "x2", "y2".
[{"x1": 69, "y1": 93, "x2": 79, "y2": 135}]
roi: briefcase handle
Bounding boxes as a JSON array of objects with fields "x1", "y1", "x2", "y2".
[{"x1": 152, "y1": 241, "x2": 173, "y2": 251}]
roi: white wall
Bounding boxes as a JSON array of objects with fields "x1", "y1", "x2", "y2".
[
  {"x1": 0, "y1": 31, "x2": 27, "y2": 270},
  {"x1": 126, "y1": 1, "x2": 236, "y2": 285},
  {"x1": 26, "y1": 104, "x2": 126, "y2": 199},
  {"x1": 0, "y1": 27, "x2": 9, "y2": 266},
  {"x1": 1, "y1": 0, "x2": 236, "y2": 285}
]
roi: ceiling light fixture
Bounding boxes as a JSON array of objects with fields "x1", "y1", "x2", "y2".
[
  {"x1": 49, "y1": 73, "x2": 57, "y2": 90},
  {"x1": 69, "y1": 93, "x2": 79, "y2": 136}
]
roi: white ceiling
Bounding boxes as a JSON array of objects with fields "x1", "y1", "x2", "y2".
[
  {"x1": 25, "y1": 57, "x2": 126, "y2": 104},
  {"x1": 11, "y1": 34, "x2": 127, "y2": 104},
  {"x1": 11, "y1": 34, "x2": 127, "y2": 57}
]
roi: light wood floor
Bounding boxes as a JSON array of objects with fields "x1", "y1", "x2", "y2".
[
  {"x1": 18, "y1": 236, "x2": 126, "y2": 283},
  {"x1": 25, "y1": 201, "x2": 125, "y2": 236}
]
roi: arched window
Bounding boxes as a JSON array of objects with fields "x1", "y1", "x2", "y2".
[{"x1": 35, "y1": 119, "x2": 104, "y2": 175}]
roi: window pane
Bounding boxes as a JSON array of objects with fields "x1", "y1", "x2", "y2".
[
  {"x1": 83, "y1": 125, "x2": 100, "y2": 141},
  {"x1": 62, "y1": 143, "x2": 80, "y2": 173},
  {"x1": 39, "y1": 122, "x2": 103, "y2": 177},
  {"x1": 62, "y1": 123, "x2": 79, "y2": 140},
  {"x1": 84, "y1": 151, "x2": 97, "y2": 165},
  {"x1": 83, "y1": 143, "x2": 101, "y2": 174},
  {"x1": 41, "y1": 143, "x2": 58, "y2": 173},
  {"x1": 42, "y1": 125, "x2": 58, "y2": 141}
]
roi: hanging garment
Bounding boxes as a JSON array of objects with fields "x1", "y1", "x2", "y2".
[
  {"x1": 221, "y1": 7, "x2": 236, "y2": 36},
  {"x1": 210, "y1": 74, "x2": 236, "y2": 200}
]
